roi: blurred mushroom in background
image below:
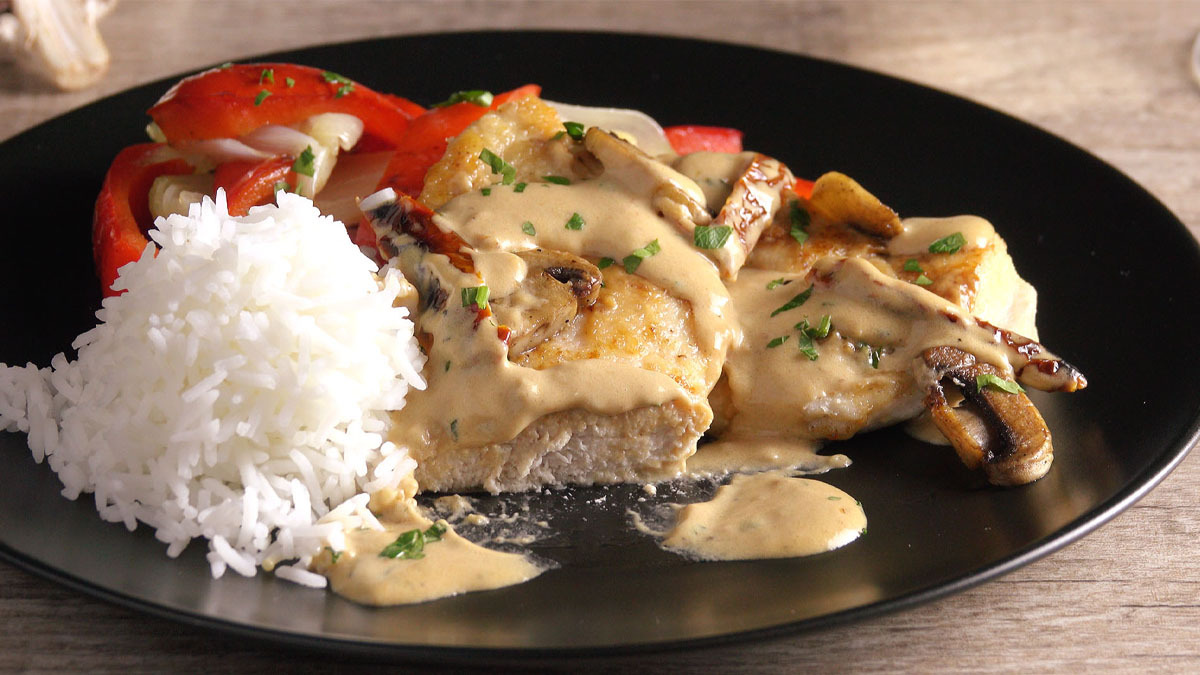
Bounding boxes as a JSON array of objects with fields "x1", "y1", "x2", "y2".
[{"x1": 0, "y1": 0, "x2": 116, "y2": 90}]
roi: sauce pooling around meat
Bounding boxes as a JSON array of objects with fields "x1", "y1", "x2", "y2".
[{"x1": 662, "y1": 472, "x2": 866, "y2": 560}]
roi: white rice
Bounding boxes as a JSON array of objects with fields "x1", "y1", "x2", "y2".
[{"x1": 0, "y1": 190, "x2": 425, "y2": 584}]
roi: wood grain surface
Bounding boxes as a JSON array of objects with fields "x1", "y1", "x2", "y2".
[{"x1": 2, "y1": 1, "x2": 1198, "y2": 672}]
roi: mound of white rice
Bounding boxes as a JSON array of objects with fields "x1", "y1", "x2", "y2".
[{"x1": 0, "y1": 190, "x2": 425, "y2": 586}]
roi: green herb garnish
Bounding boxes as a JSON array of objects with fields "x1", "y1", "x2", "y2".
[
  {"x1": 767, "y1": 335, "x2": 789, "y2": 348},
  {"x1": 563, "y1": 121, "x2": 585, "y2": 140},
  {"x1": 292, "y1": 145, "x2": 315, "y2": 177},
  {"x1": 335, "y1": 84, "x2": 353, "y2": 98},
  {"x1": 789, "y1": 201, "x2": 810, "y2": 246},
  {"x1": 866, "y1": 345, "x2": 881, "y2": 369},
  {"x1": 812, "y1": 314, "x2": 833, "y2": 339},
  {"x1": 543, "y1": 175, "x2": 571, "y2": 185},
  {"x1": 378, "y1": 522, "x2": 450, "y2": 560},
  {"x1": 254, "y1": 89, "x2": 271, "y2": 106},
  {"x1": 770, "y1": 284, "x2": 814, "y2": 317},
  {"x1": 513, "y1": 182, "x2": 527, "y2": 193},
  {"x1": 259, "y1": 68, "x2": 275, "y2": 84},
  {"x1": 976, "y1": 373, "x2": 1025, "y2": 394},
  {"x1": 928, "y1": 232, "x2": 966, "y2": 254},
  {"x1": 478, "y1": 148, "x2": 516, "y2": 185},
  {"x1": 521, "y1": 221, "x2": 536, "y2": 236},
  {"x1": 903, "y1": 259, "x2": 923, "y2": 273},
  {"x1": 914, "y1": 274, "x2": 933, "y2": 286},
  {"x1": 597, "y1": 257, "x2": 615, "y2": 269},
  {"x1": 461, "y1": 285, "x2": 490, "y2": 310},
  {"x1": 766, "y1": 278, "x2": 790, "y2": 290},
  {"x1": 434, "y1": 90, "x2": 493, "y2": 107},
  {"x1": 623, "y1": 239, "x2": 661, "y2": 274},
  {"x1": 379, "y1": 528, "x2": 426, "y2": 560},
  {"x1": 564, "y1": 212, "x2": 585, "y2": 230},
  {"x1": 693, "y1": 225, "x2": 733, "y2": 249},
  {"x1": 481, "y1": 187, "x2": 492, "y2": 196},
  {"x1": 285, "y1": 76, "x2": 295, "y2": 88}
]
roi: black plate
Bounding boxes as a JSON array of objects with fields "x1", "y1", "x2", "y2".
[{"x1": 1, "y1": 31, "x2": 1197, "y2": 660}]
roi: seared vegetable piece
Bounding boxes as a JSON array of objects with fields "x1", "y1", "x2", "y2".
[{"x1": 919, "y1": 346, "x2": 1055, "y2": 486}]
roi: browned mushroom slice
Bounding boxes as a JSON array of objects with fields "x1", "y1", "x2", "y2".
[
  {"x1": 490, "y1": 249, "x2": 602, "y2": 356},
  {"x1": 703, "y1": 154, "x2": 794, "y2": 279},
  {"x1": 808, "y1": 171, "x2": 903, "y2": 237},
  {"x1": 920, "y1": 345, "x2": 1053, "y2": 486},
  {"x1": 582, "y1": 127, "x2": 713, "y2": 234}
]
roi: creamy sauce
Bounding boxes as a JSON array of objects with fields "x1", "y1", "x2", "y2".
[
  {"x1": 314, "y1": 505, "x2": 542, "y2": 606},
  {"x1": 662, "y1": 472, "x2": 866, "y2": 560},
  {"x1": 686, "y1": 438, "x2": 850, "y2": 477},
  {"x1": 887, "y1": 215, "x2": 995, "y2": 256}
]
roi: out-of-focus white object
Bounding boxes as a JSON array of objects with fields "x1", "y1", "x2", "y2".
[{"x1": 0, "y1": 0, "x2": 117, "y2": 90}]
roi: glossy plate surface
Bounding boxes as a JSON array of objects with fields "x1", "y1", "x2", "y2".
[{"x1": 1, "y1": 32, "x2": 1197, "y2": 659}]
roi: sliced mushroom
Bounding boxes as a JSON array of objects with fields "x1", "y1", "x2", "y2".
[
  {"x1": 582, "y1": 127, "x2": 712, "y2": 234},
  {"x1": 919, "y1": 345, "x2": 1053, "y2": 486},
  {"x1": 489, "y1": 248, "x2": 602, "y2": 356},
  {"x1": 808, "y1": 171, "x2": 903, "y2": 238}
]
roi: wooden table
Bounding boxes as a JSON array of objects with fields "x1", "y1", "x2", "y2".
[{"x1": 3, "y1": 1, "x2": 1198, "y2": 671}]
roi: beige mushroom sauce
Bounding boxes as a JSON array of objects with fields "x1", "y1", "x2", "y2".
[{"x1": 317, "y1": 96, "x2": 1086, "y2": 605}]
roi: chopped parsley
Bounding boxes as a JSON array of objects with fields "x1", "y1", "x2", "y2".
[
  {"x1": 623, "y1": 239, "x2": 661, "y2": 274},
  {"x1": 461, "y1": 285, "x2": 490, "y2": 310},
  {"x1": 597, "y1": 257, "x2": 615, "y2": 269},
  {"x1": 914, "y1": 274, "x2": 933, "y2": 286},
  {"x1": 335, "y1": 84, "x2": 353, "y2": 98},
  {"x1": 693, "y1": 224, "x2": 733, "y2": 249},
  {"x1": 481, "y1": 187, "x2": 492, "y2": 196},
  {"x1": 521, "y1": 221, "x2": 536, "y2": 236},
  {"x1": 770, "y1": 284, "x2": 814, "y2": 317},
  {"x1": 478, "y1": 148, "x2": 516, "y2": 185},
  {"x1": 378, "y1": 522, "x2": 449, "y2": 560},
  {"x1": 866, "y1": 345, "x2": 881, "y2": 369},
  {"x1": 903, "y1": 259, "x2": 923, "y2": 273},
  {"x1": 259, "y1": 68, "x2": 274, "y2": 84},
  {"x1": 792, "y1": 316, "x2": 832, "y2": 360},
  {"x1": 433, "y1": 89, "x2": 493, "y2": 107},
  {"x1": 767, "y1": 335, "x2": 789, "y2": 348},
  {"x1": 285, "y1": 76, "x2": 295, "y2": 88},
  {"x1": 928, "y1": 232, "x2": 966, "y2": 254},
  {"x1": 292, "y1": 146, "x2": 316, "y2": 177},
  {"x1": 564, "y1": 212, "x2": 585, "y2": 230},
  {"x1": 563, "y1": 121, "x2": 585, "y2": 140},
  {"x1": 513, "y1": 182, "x2": 527, "y2": 193},
  {"x1": 253, "y1": 89, "x2": 271, "y2": 106},
  {"x1": 766, "y1": 278, "x2": 790, "y2": 290},
  {"x1": 827, "y1": 496, "x2": 842, "y2": 501},
  {"x1": 789, "y1": 201, "x2": 810, "y2": 246},
  {"x1": 976, "y1": 373, "x2": 1025, "y2": 394},
  {"x1": 543, "y1": 175, "x2": 571, "y2": 185},
  {"x1": 326, "y1": 547, "x2": 342, "y2": 563}
]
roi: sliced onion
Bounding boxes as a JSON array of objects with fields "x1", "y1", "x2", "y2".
[
  {"x1": 239, "y1": 125, "x2": 336, "y2": 197},
  {"x1": 543, "y1": 100, "x2": 673, "y2": 157},
  {"x1": 180, "y1": 138, "x2": 271, "y2": 168},
  {"x1": 298, "y1": 113, "x2": 364, "y2": 152},
  {"x1": 313, "y1": 151, "x2": 392, "y2": 226},
  {"x1": 148, "y1": 173, "x2": 214, "y2": 221}
]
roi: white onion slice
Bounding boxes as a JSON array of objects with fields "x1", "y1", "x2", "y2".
[
  {"x1": 181, "y1": 138, "x2": 271, "y2": 166},
  {"x1": 543, "y1": 100, "x2": 673, "y2": 157},
  {"x1": 148, "y1": 173, "x2": 215, "y2": 220},
  {"x1": 299, "y1": 113, "x2": 365, "y2": 152},
  {"x1": 313, "y1": 151, "x2": 392, "y2": 226}
]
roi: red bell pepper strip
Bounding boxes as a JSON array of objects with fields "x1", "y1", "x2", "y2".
[
  {"x1": 147, "y1": 63, "x2": 423, "y2": 151},
  {"x1": 793, "y1": 177, "x2": 815, "y2": 200},
  {"x1": 663, "y1": 125, "x2": 744, "y2": 154},
  {"x1": 213, "y1": 156, "x2": 296, "y2": 216},
  {"x1": 92, "y1": 143, "x2": 193, "y2": 296}
]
